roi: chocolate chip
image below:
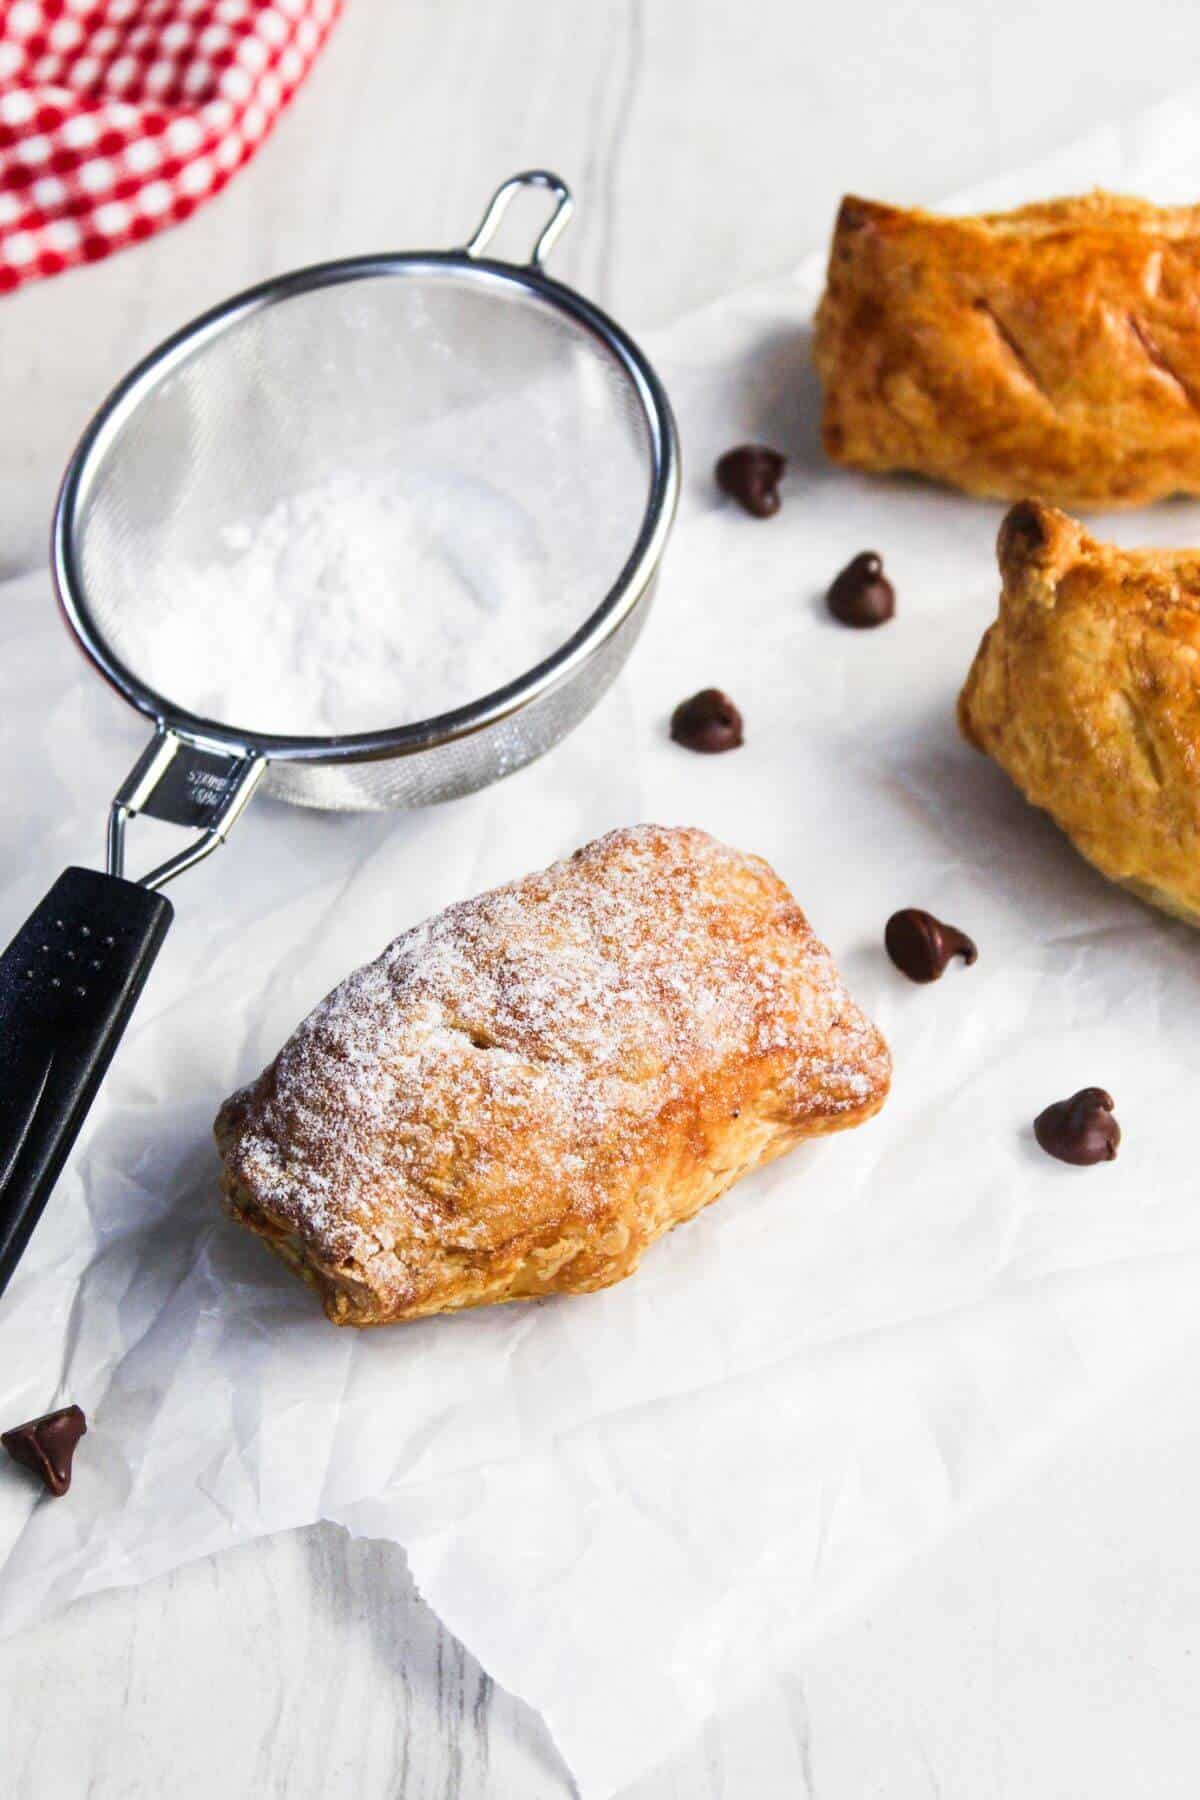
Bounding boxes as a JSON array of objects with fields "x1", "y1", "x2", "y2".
[
  {"x1": 715, "y1": 445, "x2": 786, "y2": 518},
  {"x1": 2, "y1": 1405, "x2": 86, "y2": 1497},
  {"x1": 670, "y1": 688, "x2": 744, "y2": 754},
  {"x1": 885, "y1": 909, "x2": 977, "y2": 983},
  {"x1": 1034, "y1": 1089, "x2": 1120, "y2": 1167},
  {"x1": 827, "y1": 551, "x2": 895, "y2": 627},
  {"x1": 997, "y1": 499, "x2": 1050, "y2": 579}
]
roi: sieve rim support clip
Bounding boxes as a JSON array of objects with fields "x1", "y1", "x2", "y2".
[{"x1": 107, "y1": 730, "x2": 266, "y2": 893}]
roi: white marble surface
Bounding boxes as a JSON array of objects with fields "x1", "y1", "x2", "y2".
[{"x1": 5, "y1": 1, "x2": 1200, "y2": 1794}]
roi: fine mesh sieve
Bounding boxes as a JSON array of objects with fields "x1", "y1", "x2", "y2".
[
  {"x1": 55, "y1": 170, "x2": 677, "y2": 830},
  {"x1": 0, "y1": 171, "x2": 678, "y2": 1302}
]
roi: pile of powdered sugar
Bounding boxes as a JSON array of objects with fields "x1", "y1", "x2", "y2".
[{"x1": 132, "y1": 469, "x2": 585, "y2": 737}]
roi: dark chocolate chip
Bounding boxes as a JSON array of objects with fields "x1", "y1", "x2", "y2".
[
  {"x1": 997, "y1": 499, "x2": 1050, "y2": 579},
  {"x1": 670, "y1": 688, "x2": 744, "y2": 754},
  {"x1": 1034, "y1": 1089, "x2": 1120, "y2": 1167},
  {"x1": 2, "y1": 1405, "x2": 87, "y2": 1497},
  {"x1": 715, "y1": 445, "x2": 786, "y2": 518},
  {"x1": 885, "y1": 909, "x2": 977, "y2": 983},
  {"x1": 827, "y1": 551, "x2": 895, "y2": 627}
]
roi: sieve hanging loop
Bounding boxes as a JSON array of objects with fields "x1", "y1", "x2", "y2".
[
  {"x1": 463, "y1": 169, "x2": 574, "y2": 268},
  {"x1": 107, "y1": 732, "x2": 266, "y2": 892}
]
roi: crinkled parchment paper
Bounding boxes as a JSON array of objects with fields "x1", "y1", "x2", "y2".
[{"x1": 6, "y1": 88, "x2": 1200, "y2": 1800}]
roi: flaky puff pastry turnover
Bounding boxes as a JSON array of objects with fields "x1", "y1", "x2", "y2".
[
  {"x1": 216, "y1": 826, "x2": 891, "y2": 1326},
  {"x1": 960, "y1": 500, "x2": 1200, "y2": 925},
  {"x1": 814, "y1": 192, "x2": 1200, "y2": 509}
]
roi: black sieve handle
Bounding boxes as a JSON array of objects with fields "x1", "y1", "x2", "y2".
[
  {"x1": 0, "y1": 735, "x2": 262, "y2": 1307},
  {"x1": 0, "y1": 868, "x2": 172, "y2": 1299}
]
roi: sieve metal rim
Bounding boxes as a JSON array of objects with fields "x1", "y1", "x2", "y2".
[{"x1": 51, "y1": 245, "x2": 679, "y2": 768}]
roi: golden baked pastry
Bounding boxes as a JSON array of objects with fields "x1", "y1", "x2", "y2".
[
  {"x1": 215, "y1": 825, "x2": 891, "y2": 1326},
  {"x1": 814, "y1": 191, "x2": 1200, "y2": 508},
  {"x1": 959, "y1": 499, "x2": 1200, "y2": 924}
]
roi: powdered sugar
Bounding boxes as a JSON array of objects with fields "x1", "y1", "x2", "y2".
[{"x1": 132, "y1": 469, "x2": 586, "y2": 736}]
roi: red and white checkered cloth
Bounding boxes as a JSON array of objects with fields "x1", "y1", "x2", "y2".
[{"x1": 0, "y1": 0, "x2": 342, "y2": 293}]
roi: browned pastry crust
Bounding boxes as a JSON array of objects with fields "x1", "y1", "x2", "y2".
[
  {"x1": 215, "y1": 825, "x2": 891, "y2": 1326},
  {"x1": 959, "y1": 500, "x2": 1200, "y2": 924},
  {"x1": 814, "y1": 191, "x2": 1200, "y2": 509}
]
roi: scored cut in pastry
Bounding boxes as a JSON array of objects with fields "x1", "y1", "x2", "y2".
[
  {"x1": 959, "y1": 499, "x2": 1200, "y2": 925},
  {"x1": 215, "y1": 825, "x2": 891, "y2": 1326},
  {"x1": 814, "y1": 191, "x2": 1200, "y2": 509}
]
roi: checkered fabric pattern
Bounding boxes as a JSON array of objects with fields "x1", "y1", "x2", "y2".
[{"x1": 0, "y1": 0, "x2": 342, "y2": 293}]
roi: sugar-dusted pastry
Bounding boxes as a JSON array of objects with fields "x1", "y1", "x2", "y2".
[
  {"x1": 215, "y1": 825, "x2": 891, "y2": 1326},
  {"x1": 814, "y1": 191, "x2": 1200, "y2": 509},
  {"x1": 959, "y1": 499, "x2": 1200, "y2": 923}
]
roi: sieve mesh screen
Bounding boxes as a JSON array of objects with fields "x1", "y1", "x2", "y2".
[{"x1": 74, "y1": 266, "x2": 654, "y2": 750}]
